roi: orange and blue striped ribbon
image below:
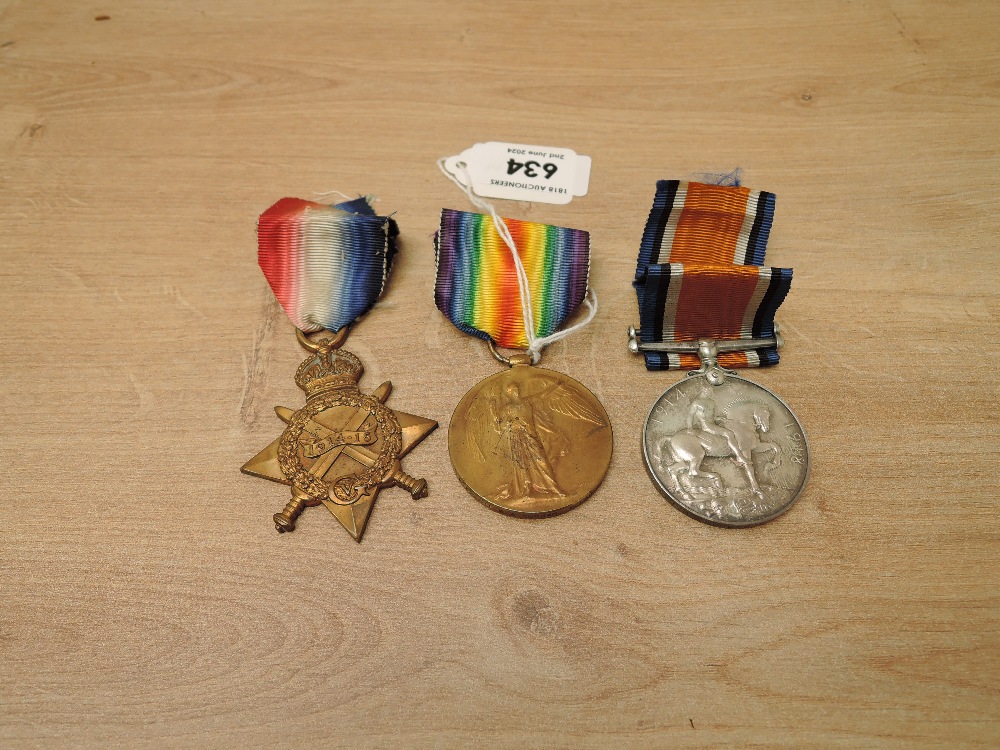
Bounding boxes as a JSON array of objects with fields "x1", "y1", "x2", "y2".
[
  {"x1": 257, "y1": 196, "x2": 398, "y2": 333},
  {"x1": 434, "y1": 208, "x2": 590, "y2": 349},
  {"x1": 633, "y1": 180, "x2": 792, "y2": 370}
]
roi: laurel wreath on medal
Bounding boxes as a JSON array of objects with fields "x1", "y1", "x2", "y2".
[{"x1": 277, "y1": 390, "x2": 402, "y2": 506}]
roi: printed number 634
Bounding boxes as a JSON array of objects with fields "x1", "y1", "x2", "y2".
[{"x1": 507, "y1": 159, "x2": 558, "y2": 179}]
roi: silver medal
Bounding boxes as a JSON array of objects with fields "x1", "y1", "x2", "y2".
[{"x1": 630, "y1": 332, "x2": 809, "y2": 527}]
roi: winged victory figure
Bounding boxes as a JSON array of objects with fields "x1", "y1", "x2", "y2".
[{"x1": 465, "y1": 374, "x2": 607, "y2": 504}]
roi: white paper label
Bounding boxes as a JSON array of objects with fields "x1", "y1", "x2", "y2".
[{"x1": 443, "y1": 141, "x2": 591, "y2": 205}]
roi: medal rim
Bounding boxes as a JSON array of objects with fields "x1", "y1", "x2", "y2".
[
  {"x1": 641, "y1": 372, "x2": 810, "y2": 528},
  {"x1": 448, "y1": 366, "x2": 614, "y2": 518}
]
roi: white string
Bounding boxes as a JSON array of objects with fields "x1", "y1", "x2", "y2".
[
  {"x1": 437, "y1": 157, "x2": 597, "y2": 363},
  {"x1": 312, "y1": 189, "x2": 353, "y2": 201}
]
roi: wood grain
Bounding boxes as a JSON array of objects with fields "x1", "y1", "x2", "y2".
[{"x1": 1, "y1": 0, "x2": 998, "y2": 747}]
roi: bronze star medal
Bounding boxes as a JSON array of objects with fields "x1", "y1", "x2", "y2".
[{"x1": 242, "y1": 328, "x2": 437, "y2": 541}]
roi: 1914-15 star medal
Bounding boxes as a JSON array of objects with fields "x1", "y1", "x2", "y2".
[{"x1": 242, "y1": 329, "x2": 436, "y2": 541}]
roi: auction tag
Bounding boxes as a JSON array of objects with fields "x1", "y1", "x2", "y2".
[{"x1": 442, "y1": 141, "x2": 591, "y2": 205}]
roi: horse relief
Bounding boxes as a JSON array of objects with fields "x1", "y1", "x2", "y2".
[{"x1": 652, "y1": 388, "x2": 782, "y2": 520}]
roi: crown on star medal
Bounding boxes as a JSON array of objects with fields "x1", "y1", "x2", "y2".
[{"x1": 295, "y1": 344, "x2": 364, "y2": 398}]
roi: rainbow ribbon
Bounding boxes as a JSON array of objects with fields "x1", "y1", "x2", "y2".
[
  {"x1": 633, "y1": 180, "x2": 792, "y2": 370},
  {"x1": 257, "y1": 197, "x2": 397, "y2": 332},
  {"x1": 434, "y1": 208, "x2": 590, "y2": 350}
]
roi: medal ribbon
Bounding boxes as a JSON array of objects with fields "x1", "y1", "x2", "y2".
[
  {"x1": 257, "y1": 196, "x2": 398, "y2": 332},
  {"x1": 633, "y1": 180, "x2": 792, "y2": 370},
  {"x1": 434, "y1": 208, "x2": 590, "y2": 350}
]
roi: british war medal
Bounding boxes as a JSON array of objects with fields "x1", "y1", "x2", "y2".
[
  {"x1": 629, "y1": 181, "x2": 809, "y2": 526},
  {"x1": 436, "y1": 208, "x2": 612, "y2": 517},
  {"x1": 242, "y1": 197, "x2": 437, "y2": 541}
]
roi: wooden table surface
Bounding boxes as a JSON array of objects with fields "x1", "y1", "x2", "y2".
[{"x1": 2, "y1": 1, "x2": 998, "y2": 747}]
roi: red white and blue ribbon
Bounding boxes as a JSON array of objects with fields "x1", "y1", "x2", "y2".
[{"x1": 257, "y1": 197, "x2": 398, "y2": 333}]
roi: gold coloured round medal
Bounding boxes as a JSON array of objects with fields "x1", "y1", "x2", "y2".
[{"x1": 448, "y1": 365, "x2": 613, "y2": 517}]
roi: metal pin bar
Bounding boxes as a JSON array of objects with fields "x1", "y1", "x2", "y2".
[{"x1": 627, "y1": 325, "x2": 782, "y2": 354}]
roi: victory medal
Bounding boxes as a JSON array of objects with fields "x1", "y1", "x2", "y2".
[
  {"x1": 242, "y1": 197, "x2": 437, "y2": 541},
  {"x1": 629, "y1": 181, "x2": 809, "y2": 527},
  {"x1": 435, "y1": 208, "x2": 612, "y2": 517}
]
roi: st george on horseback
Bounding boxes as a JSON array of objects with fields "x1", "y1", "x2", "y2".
[{"x1": 653, "y1": 386, "x2": 781, "y2": 515}]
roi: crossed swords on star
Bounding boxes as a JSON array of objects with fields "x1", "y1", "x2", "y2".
[{"x1": 275, "y1": 403, "x2": 427, "y2": 506}]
